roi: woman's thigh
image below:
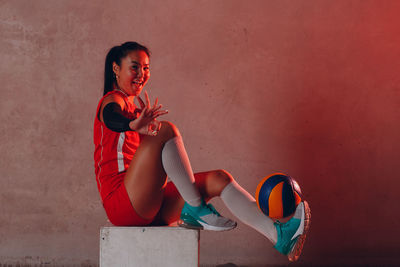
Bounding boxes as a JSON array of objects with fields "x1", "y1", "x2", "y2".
[{"x1": 123, "y1": 120, "x2": 179, "y2": 220}]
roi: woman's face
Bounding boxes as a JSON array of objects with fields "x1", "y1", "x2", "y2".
[{"x1": 113, "y1": 50, "x2": 150, "y2": 96}]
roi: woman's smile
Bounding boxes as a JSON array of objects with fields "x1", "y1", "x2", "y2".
[{"x1": 132, "y1": 80, "x2": 144, "y2": 87}]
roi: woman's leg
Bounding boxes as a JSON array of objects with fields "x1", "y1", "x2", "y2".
[
  {"x1": 220, "y1": 176, "x2": 311, "y2": 262},
  {"x1": 157, "y1": 168, "x2": 310, "y2": 261},
  {"x1": 157, "y1": 169, "x2": 278, "y2": 243},
  {"x1": 123, "y1": 120, "x2": 234, "y2": 229},
  {"x1": 123, "y1": 120, "x2": 178, "y2": 220}
]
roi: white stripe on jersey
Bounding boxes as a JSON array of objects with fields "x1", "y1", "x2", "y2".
[
  {"x1": 96, "y1": 124, "x2": 104, "y2": 199},
  {"x1": 117, "y1": 132, "x2": 125, "y2": 172}
]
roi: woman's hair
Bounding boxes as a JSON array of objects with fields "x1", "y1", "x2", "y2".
[{"x1": 103, "y1": 41, "x2": 151, "y2": 95}]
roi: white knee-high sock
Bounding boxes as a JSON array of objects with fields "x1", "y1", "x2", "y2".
[
  {"x1": 161, "y1": 135, "x2": 202, "y2": 206},
  {"x1": 220, "y1": 181, "x2": 278, "y2": 244}
]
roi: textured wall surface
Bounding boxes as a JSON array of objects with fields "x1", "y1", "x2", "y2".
[{"x1": 1, "y1": 0, "x2": 400, "y2": 266}]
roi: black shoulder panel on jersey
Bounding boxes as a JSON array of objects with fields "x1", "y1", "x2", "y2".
[{"x1": 102, "y1": 102, "x2": 134, "y2": 132}]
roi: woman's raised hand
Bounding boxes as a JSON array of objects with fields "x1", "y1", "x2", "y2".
[{"x1": 129, "y1": 90, "x2": 169, "y2": 136}]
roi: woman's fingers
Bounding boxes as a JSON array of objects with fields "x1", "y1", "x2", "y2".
[
  {"x1": 150, "y1": 120, "x2": 161, "y2": 135},
  {"x1": 152, "y1": 110, "x2": 169, "y2": 118},
  {"x1": 153, "y1": 97, "x2": 158, "y2": 109},
  {"x1": 152, "y1": 104, "x2": 163, "y2": 113},
  {"x1": 145, "y1": 106, "x2": 152, "y2": 116},
  {"x1": 136, "y1": 96, "x2": 145, "y2": 109},
  {"x1": 145, "y1": 91, "x2": 151, "y2": 107},
  {"x1": 136, "y1": 92, "x2": 167, "y2": 123},
  {"x1": 139, "y1": 91, "x2": 164, "y2": 111}
]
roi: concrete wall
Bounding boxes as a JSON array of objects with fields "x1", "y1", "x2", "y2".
[{"x1": 1, "y1": 0, "x2": 400, "y2": 266}]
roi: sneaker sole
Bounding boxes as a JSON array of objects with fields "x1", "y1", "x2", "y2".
[
  {"x1": 198, "y1": 220, "x2": 237, "y2": 231},
  {"x1": 288, "y1": 200, "x2": 311, "y2": 262},
  {"x1": 177, "y1": 219, "x2": 237, "y2": 232},
  {"x1": 177, "y1": 219, "x2": 204, "y2": 230}
]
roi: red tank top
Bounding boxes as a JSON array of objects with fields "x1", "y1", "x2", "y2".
[{"x1": 93, "y1": 90, "x2": 141, "y2": 203}]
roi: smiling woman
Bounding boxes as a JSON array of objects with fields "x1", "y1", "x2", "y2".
[
  {"x1": 112, "y1": 50, "x2": 150, "y2": 96},
  {"x1": 103, "y1": 42, "x2": 151, "y2": 97},
  {"x1": 92, "y1": 41, "x2": 311, "y2": 262}
]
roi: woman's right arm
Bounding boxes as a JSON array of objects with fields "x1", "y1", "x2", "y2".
[
  {"x1": 99, "y1": 91, "x2": 169, "y2": 135},
  {"x1": 99, "y1": 94, "x2": 134, "y2": 132}
]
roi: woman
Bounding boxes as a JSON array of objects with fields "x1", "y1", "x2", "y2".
[{"x1": 93, "y1": 41, "x2": 310, "y2": 261}]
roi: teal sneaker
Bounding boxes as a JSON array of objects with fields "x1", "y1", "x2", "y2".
[
  {"x1": 274, "y1": 201, "x2": 311, "y2": 262},
  {"x1": 178, "y1": 200, "x2": 237, "y2": 231}
]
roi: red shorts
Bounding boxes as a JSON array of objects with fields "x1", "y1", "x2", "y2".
[{"x1": 102, "y1": 172, "x2": 178, "y2": 226}]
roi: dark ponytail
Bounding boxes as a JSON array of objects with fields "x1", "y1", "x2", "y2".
[{"x1": 103, "y1": 41, "x2": 151, "y2": 96}]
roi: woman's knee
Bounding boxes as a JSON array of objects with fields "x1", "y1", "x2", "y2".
[
  {"x1": 209, "y1": 169, "x2": 234, "y2": 194},
  {"x1": 158, "y1": 120, "x2": 180, "y2": 140},
  {"x1": 141, "y1": 120, "x2": 178, "y2": 143}
]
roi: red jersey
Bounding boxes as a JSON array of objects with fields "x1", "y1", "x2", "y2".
[{"x1": 93, "y1": 90, "x2": 141, "y2": 203}]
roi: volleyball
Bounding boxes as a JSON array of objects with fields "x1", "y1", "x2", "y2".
[{"x1": 255, "y1": 173, "x2": 303, "y2": 219}]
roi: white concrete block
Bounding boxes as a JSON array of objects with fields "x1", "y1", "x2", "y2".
[{"x1": 100, "y1": 226, "x2": 200, "y2": 267}]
